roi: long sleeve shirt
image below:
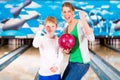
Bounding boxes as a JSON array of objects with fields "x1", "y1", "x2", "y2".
[{"x1": 32, "y1": 31, "x2": 63, "y2": 76}]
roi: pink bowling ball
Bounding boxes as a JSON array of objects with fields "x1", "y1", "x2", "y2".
[{"x1": 58, "y1": 34, "x2": 75, "y2": 50}]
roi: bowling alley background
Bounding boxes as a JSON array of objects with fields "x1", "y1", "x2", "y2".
[
  {"x1": 0, "y1": 0, "x2": 120, "y2": 38},
  {"x1": 0, "y1": 0, "x2": 120, "y2": 80}
]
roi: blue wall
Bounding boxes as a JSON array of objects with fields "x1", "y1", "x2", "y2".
[{"x1": 0, "y1": 0, "x2": 120, "y2": 37}]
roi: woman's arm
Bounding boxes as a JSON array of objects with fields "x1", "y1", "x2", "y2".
[
  {"x1": 79, "y1": 11, "x2": 95, "y2": 42},
  {"x1": 79, "y1": 11, "x2": 92, "y2": 35}
]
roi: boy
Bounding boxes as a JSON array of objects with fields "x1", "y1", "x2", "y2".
[{"x1": 33, "y1": 16, "x2": 63, "y2": 80}]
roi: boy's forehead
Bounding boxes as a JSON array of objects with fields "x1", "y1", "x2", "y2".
[{"x1": 45, "y1": 21, "x2": 56, "y2": 25}]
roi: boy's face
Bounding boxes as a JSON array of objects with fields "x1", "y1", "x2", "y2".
[{"x1": 44, "y1": 21, "x2": 57, "y2": 35}]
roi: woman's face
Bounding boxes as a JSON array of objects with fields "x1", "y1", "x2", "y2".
[{"x1": 62, "y1": 6, "x2": 74, "y2": 23}]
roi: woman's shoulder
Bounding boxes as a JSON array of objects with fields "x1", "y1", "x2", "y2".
[
  {"x1": 77, "y1": 19, "x2": 82, "y2": 24},
  {"x1": 77, "y1": 20, "x2": 84, "y2": 28}
]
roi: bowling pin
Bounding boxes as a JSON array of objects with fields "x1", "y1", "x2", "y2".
[
  {"x1": 18, "y1": 39, "x2": 21, "y2": 45},
  {"x1": 9, "y1": 39, "x2": 11, "y2": 45},
  {"x1": 2, "y1": 12, "x2": 39, "y2": 31},
  {"x1": 114, "y1": 21, "x2": 120, "y2": 31},
  {"x1": 10, "y1": 7, "x2": 22, "y2": 18},
  {"x1": 10, "y1": 0, "x2": 32, "y2": 18},
  {"x1": 16, "y1": 39, "x2": 18, "y2": 45},
  {"x1": 22, "y1": 39, "x2": 24, "y2": 45}
]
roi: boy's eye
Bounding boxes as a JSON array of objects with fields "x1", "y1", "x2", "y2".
[
  {"x1": 46, "y1": 26, "x2": 50, "y2": 27},
  {"x1": 68, "y1": 10, "x2": 71, "y2": 13},
  {"x1": 46, "y1": 25, "x2": 55, "y2": 28}
]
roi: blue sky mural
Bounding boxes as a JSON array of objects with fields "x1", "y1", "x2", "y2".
[{"x1": 0, "y1": 0, "x2": 120, "y2": 37}]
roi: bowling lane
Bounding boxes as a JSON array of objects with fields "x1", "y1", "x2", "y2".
[
  {"x1": 0, "y1": 44, "x2": 21, "y2": 58},
  {"x1": 82, "y1": 67, "x2": 99, "y2": 80},
  {"x1": 0, "y1": 46, "x2": 99, "y2": 80},
  {"x1": 0, "y1": 47, "x2": 40, "y2": 80},
  {"x1": 89, "y1": 44, "x2": 120, "y2": 72}
]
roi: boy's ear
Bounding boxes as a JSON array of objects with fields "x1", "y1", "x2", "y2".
[
  {"x1": 56, "y1": 25, "x2": 58, "y2": 29},
  {"x1": 56, "y1": 25, "x2": 58, "y2": 28}
]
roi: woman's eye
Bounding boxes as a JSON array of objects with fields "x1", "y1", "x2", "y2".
[
  {"x1": 68, "y1": 10, "x2": 71, "y2": 13},
  {"x1": 63, "y1": 11, "x2": 66, "y2": 13}
]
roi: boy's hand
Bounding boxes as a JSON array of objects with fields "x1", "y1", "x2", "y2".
[
  {"x1": 37, "y1": 25, "x2": 44, "y2": 32},
  {"x1": 50, "y1": 66, "x2": 58, "y2": 73}
]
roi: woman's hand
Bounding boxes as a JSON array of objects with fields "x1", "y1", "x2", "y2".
[
  {"x1": 62, "y1": 48, "x2": 71, "y2": 54},
  {"x1": 79, "y1": 11, "x2": 92, "y2": 35},
  {"x1": 79, "y1": 11, "x2": 87, "y2": 21}
]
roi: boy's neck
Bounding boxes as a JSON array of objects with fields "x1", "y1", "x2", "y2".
[{"x1": 45, "y1": 34, "x2": 56, "y2": 39}]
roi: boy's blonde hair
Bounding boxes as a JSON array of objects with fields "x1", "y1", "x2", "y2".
[{"x1": 44, "y1": 16, "x2": 57, "y2": 26}]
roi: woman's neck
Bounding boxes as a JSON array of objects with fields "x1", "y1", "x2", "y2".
[
  {"x1": 68, "y1": 19, "x2": 77, "y2": 26},
  {"x1": 67, "y1": 19, "x2": 77, "y2": 33}
]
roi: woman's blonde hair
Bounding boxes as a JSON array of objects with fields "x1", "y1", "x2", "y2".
[
  {"x1": 44, "y1": 16, "x2": 57, "y2": 26},
  {"x1": 62, "y1": 2, "x2": 75, "y2": 11}
]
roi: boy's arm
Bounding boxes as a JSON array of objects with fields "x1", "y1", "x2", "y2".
[
  {"x1": 32, "y1": 25, "x2": 44, "y2": 48},
  {"x1": 32, "y1": 31, "x2": 40, "y2": 48},
  {"x1": 54, "y1": 48, "x2": 63, "y2": 67}
]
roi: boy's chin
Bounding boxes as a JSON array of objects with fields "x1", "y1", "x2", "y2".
[{"x1": 46, "y1": 34, "x2": 55, "y2": 38}]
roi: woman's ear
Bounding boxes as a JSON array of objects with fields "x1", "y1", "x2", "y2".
[
  {"x1": 72, "y1": 11, "x2": 74, "y2": 17},
  {"x1": 61, "y1": 14, "x2": 65, "y2": 20}
]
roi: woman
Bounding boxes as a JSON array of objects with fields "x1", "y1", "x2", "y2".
[{"x1": 61, "y1": 2, "x2": 95, "y2": 80}]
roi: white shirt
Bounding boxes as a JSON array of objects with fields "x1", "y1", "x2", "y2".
[{"x1": 32, "y1": 31, "x2": 63, "y2": 76}]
